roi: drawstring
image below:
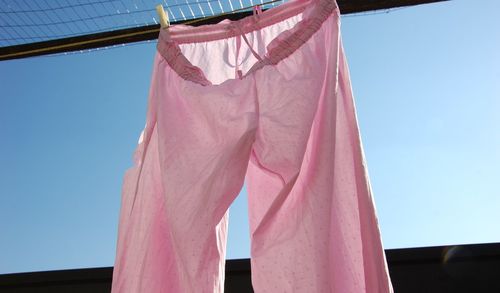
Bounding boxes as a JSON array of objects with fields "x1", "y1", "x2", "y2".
[
  {"x1": 241, "y1": 32, "x2": 264, "y2": 61},
  {"x1": 233, "y1": 29, "x2": 264, "y2": 79},
  {"x1": 235, "y1": 34, "x2": 243, "y2": 79},
  {"x1": 233, "y1": 5, "x2": 264, "y2": 79},
  {"x1": 234, "y1": 28, "x2": 262, "y2": 79}
]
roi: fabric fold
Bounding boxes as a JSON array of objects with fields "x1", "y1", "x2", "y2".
[{"x1": 111, "y1": 0, "x2": 393, "y2": 292}]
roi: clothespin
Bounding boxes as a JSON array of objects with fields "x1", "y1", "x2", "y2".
[
  {"x1": 253, "y1": 4, "x2": 263, "y2": 16},
  {"x1": 156, "y1": 4, "x2": 170, "y2": 28}
]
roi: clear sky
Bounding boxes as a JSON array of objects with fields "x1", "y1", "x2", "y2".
[{"x1": 1, "y1": 0, "x2": 499, "y2": 274}]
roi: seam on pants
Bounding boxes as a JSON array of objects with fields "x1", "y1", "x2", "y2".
[{"x1": 250, "y1": 148, "x2": 286, "y2": 188}]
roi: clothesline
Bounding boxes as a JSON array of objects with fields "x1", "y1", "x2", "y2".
[
  {"x1": 0, "y1": 0, "x2": 449, "y2": 61},
  {"x1": 0, "y1": 0, "x2": 281, "y2": 61}
]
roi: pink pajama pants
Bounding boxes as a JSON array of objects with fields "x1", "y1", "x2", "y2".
[{"x1": 111, "y1": 0, "x2": 393, "y2": 292}]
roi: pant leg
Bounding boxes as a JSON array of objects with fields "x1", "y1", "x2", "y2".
[
  {"x1": 247, "y1": 13, "x2": 393, "y2": 293},
  {"x1": 111, "y1": 52, "x2": 259, "y2": 293}
]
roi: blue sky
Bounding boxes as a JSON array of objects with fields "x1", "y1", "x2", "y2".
[{"x1": 1, "y1": 0, "x2": 499, "y2": 274}]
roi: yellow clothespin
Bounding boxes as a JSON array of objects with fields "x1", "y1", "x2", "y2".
[{"x1": 156, "y1": 4, "x2": 170, "y2": 28}]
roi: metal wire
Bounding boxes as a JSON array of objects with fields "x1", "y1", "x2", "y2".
[
  {"x1": 0, "y1": 0, "x2": 231, "y2": 47},
  {"x1": 0, "y1": 0, "x2": 450, "y2": 60}
]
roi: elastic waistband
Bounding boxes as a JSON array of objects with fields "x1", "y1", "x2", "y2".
[
  {"x1": 158, "y1": 0, "x2": 339, "y2": 44},
  {"x1": 156, "y1": 0, "x2": 339, "y2": 86}
]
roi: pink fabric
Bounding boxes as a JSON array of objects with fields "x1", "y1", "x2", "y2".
[{"x1": 111, "y1": 0, "x2": 393, "y2": 292}]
